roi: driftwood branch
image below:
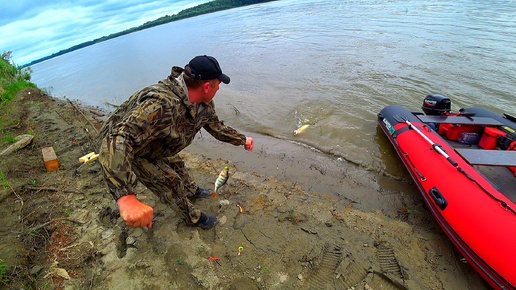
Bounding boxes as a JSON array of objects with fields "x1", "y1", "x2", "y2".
[
  {"x1": 66, "y1": 98, "x2": 99, "y2": 134},
  {"x1": 24, "y1": 185, "x2": 81, "y2": 194},
  {"x1": 26, "y1": 217, "x2": 86, "y2": 233}
]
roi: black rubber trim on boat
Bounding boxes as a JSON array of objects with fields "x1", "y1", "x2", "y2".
[
  {"x1": 393, "y1": 123, "x2": 429, "y2": 139},
  {"x1": 393, "y1": 126, "x2": 410, "y2": 138}
]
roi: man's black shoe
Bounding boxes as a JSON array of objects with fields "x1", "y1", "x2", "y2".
[
  {"x1": 192, "y1": 187, "x2": 212, "y2": 199},
  {"x1": 195, "y1": 213, "x2": 217, "y2": 229}
]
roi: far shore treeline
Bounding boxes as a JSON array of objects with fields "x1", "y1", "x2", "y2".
[{"x1": 24, "y1": 0, "x2": 276, "y2": 67}]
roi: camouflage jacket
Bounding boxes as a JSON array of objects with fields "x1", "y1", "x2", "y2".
[{"x1": 99, "y1": 66, "x2": 246, "y2": 200}]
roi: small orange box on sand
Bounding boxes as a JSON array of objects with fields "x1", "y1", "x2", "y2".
[{"x1": 42, "y1": 147, "x2": 59, "y2": 171}]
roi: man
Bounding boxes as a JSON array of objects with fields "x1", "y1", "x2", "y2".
[{"x1": 98, "y1": 55, "x2": 254, "y2": 230}]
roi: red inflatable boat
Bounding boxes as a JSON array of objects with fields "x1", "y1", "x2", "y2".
[{"x1": 377, "y1": 94, "x2": 516, "y2": 289}]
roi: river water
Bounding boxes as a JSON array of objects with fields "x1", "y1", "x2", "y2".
[{"x1": 31, "y1": 0, "x2": 516, "y2": 178}]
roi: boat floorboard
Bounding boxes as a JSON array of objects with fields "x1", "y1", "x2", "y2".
[
  {"x1": 417, "y1": 115, "x2": 503, "y2": 126},
  {"x1": 455, "y1": 149, "x2": 516, "y2": 166},
  {"x1": 449, "y1": 145, "x2": 516, "y2": 203},
  {"x1": 476, "y1": 165, "x2": 516, "y2": 203}
]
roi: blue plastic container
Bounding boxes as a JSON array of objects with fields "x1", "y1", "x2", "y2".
[{"x1": 457, "y1": 132, "x2": 480, "y2": 145}]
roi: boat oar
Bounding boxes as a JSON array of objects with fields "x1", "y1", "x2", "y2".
[{"x1": 394, "y1": 115, "x2": 458, "y2": 167}]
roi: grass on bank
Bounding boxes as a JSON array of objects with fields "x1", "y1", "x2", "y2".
[
  {"x1": 0, "y1": 52, "x2": 34, "y2": 286},
  {"x1": 0, "y1": 258, "x2": 8, "y2": 285},
  {"x1": 1, "y1": 51, "x2": 36, "y2": 145},
  {"x1": 0, "y1": 51, "x2": 35, "y2": 104}
]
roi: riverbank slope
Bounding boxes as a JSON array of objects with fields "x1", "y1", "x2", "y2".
[{"x1": 0, "y1": 88, "x2": 488, "y2": 289}]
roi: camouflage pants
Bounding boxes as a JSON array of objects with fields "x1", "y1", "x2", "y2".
[
  {"x1": 99, "y1": 139, "x2": 202, "y2": 225},
  {"x1": 133, "y1": 155, "x2": 202, "y2": 225}
]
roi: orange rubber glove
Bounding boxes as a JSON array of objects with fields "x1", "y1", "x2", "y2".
[
  {"x1": 117, "y1": 195, "x2": 153, "y2": 228},
  {"x1": 244, "y1": 136, "x2": 254, "y2": 151}
]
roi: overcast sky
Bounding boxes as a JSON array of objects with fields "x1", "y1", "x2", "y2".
[{"x1": 0, "y1": 0, "x2": 210, "y2": 65}]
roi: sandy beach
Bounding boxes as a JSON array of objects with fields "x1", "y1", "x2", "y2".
[{"x1": 0, "y1": 88, "x2": 489, "y2": 289}]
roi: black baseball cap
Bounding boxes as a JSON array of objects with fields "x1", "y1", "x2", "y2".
[{"x1": 185, "y1": 55, "x2": 230, "y2": 84}]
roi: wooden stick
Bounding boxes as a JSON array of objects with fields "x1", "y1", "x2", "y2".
[
  {"x1": 24, "y1": 186, "x2": 81, "y2": 194},
  {"x1": 66, "y1": 98, "x2": 99, "y2": 134},
  {"x1": 26, "y1": 217, "x2": 86, "y2": 233}
]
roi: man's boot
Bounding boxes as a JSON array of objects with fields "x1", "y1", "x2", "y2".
[{"x1": 194, "y1": 213, "x2": 217, "y2": 229}]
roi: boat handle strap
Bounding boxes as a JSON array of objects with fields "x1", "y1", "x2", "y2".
[{"x1": 429, "y1": 187, "x2": 448, "y2": 210}]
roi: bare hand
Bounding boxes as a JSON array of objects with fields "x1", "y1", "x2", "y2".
[
  {"x1": 244, "y1": 137, "x2": 254, "y2": 151},
  {"x1": 117, "y1": 195, "x2": 154, "y2": 228}
]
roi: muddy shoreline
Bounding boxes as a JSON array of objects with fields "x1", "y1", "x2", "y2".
[{"x1": 0, "y1": 89, "x2": 489, "y2": 289}]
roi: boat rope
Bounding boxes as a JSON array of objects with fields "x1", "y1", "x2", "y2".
[
  {"x1": 393, "y1": 115, "x2": 516, "y2": 216},
  {"x1": 456, "y1": 167, "x2": 516, "y2": 215},
  {"x1": 402, "y1": 152, "x2": 426, "y2": 181}
]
